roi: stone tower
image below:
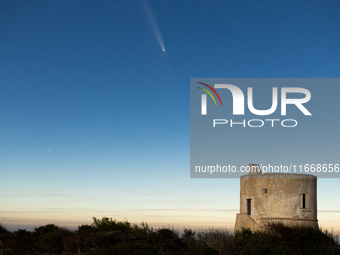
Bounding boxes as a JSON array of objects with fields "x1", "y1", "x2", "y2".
[{"x1": 234, "y1": 164, "x2": 318, "y2": 232}]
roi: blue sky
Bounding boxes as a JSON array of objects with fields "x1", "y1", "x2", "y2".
[{"x1": 0, "y1": 0, "x2": 339, "y2": 231}]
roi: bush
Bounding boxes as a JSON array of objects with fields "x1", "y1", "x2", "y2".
[
  {"x1": 132, "y1": 222, "x2": 154, "y2": 236},
  {"x1": 91, "y1": 217, "x2": 132, "y2": 232},
  {"x1": 96, "y1": 241, "x2": 158, "y2": 255},
  {"x1": 182, "y1": 228, "x2": 196, "y2": 240},
  {"x1": 78, "y1": 224, "x2": 98, "y2": 234},
  {"x1": 1, "y1": 219, "x2": 340, "y2": 255},
  {"x1": 233, "y1": 222, "x2": 340, "y2": 255},
  {"x1": 12, "y1": 229, "x2": 36, "y2": 255}
]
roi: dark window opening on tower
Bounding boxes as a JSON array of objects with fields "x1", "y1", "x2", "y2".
[
  {"x1": 247, "y1": 199, "x2": 251, "y2": 215},
  {"x1": 303, "y1": 194, "x2": 305, "y2": 208},
  {"x1": 300, "y1": 194, "x2": 308, "y2": 209}
]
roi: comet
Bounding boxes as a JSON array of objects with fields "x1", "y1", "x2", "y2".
[{"x1": 143, "y1": 0, "x2": 166, "y2": 52}]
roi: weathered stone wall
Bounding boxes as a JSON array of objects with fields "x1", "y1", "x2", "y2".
[{"x1": 234, "y1": 167, "x2": 318, "y2": 232}]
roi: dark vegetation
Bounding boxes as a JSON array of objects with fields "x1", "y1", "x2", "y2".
[{"x1": 0, "y1": 218, "x2": 339, "y2": 255}]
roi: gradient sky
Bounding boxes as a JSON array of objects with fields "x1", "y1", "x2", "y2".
[{"x1": 1, "y1": 0, "x2": 339, "y2": 232}]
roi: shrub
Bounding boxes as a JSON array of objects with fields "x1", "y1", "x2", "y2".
[
  {"x1": 182, "y1": 228, "x2": 196, "y2": 240},
  {"x1": 34, "y1": 224, "x2": 71, "y2": 254},
  {"x1": 92, "y1": 217, "x2": 132, "y2": 232},
  {"x1": 78, "y1": 224, "x2": 98, "y2": 234},
  {"x1": 2, "y1": 219, "x2": 340, "y2": 255},
  {"x1": 96, "y1": 241, "x2": 158, "y2": 255},
  {"x1": 12, "y1": 229, "x2": 36, "y2": 255},
  {"x1": 132, "y1": 222, "x2": 154, "y2": 236}
]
